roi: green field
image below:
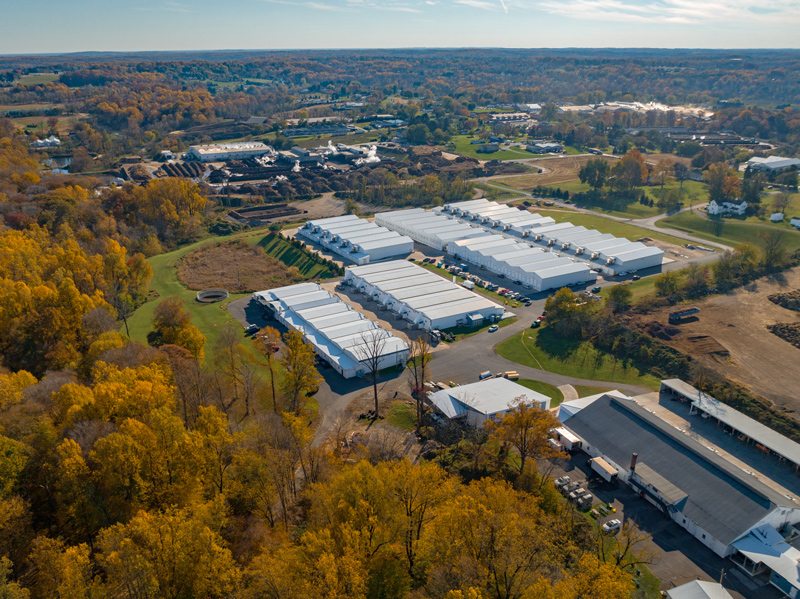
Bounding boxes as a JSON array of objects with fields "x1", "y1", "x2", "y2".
[
  {"x1": 741, "y1": 191, "x2": 800, "y2": 228},
  {"x1": 563, "y1": 146, "x2": 584, "y2": 156},
  {"x1": 387, "y1": 401, "x2": 416, "y2": 430},
  {"x1": 516, "y1": 378, "x2": 565, "y2": 407},
  {"x1": 573, "y1": 385, "x2": 616, "y2": 397},
  {"x1": 657, "y1": 210, "x2": 800, "y2": 252},
  {"x1": 536, "y1": 209, "x2": 691, "y2": 247},
  {"x1": 291, "y1": 131, "x2": 383, "y2": 149},
  {"x1": 474, "y1": 183, "x2": 523, "y2": 202},
  {"x1": 496, "y1": 327, "x2": 661, "y2": 391},
  {"x1": 256, "y1": 234, "x2": 340, "y2": 279},
  {"x1": 126, "y1": 231, "x2": 337, "y2": 360},
  {"x1": 16, "y1": 73, "x2": 60, "y2": 86},
  {"x1": 448, "y1": 135, "x2": 531, "y2": 161},
  {"x1": 125, "y1": 239, "x2": 249, "y2": 358}
]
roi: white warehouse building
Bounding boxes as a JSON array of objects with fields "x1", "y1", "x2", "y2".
[
  {"x1": 253, "y1": 283, "x2": 409, "y2": 378},
  {"x1": 298, "y1": 215, "x2": 413, "y2": 265},
  {"x1": 186, "y1": 141, "x2": 275, "y2": 162},
  {"x1": 343, "y1": 260, "x2": 504, "y2": 330},
  {"x1": 450, "y1": 234, "x2": 596, "y2": 291},
  {"x1": 375, "y1": 208, "x2": 492, "y2": 251},
  {"x1": 440, "y1": 200, "x2": 664, "y2": 276},
  {"x1": 428, "y1": 377, "x2": 551, "y2": 427}
]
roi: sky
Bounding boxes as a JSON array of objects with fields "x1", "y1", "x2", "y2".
[{"x1": 2, "y1": 0, "x2": 800, "y2": 54}]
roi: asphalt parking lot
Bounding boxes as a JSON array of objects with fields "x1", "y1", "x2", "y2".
[{"x1": 550, "y1": 456, "x2": 779, "y2": 599}]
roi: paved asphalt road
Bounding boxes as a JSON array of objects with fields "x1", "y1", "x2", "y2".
[{"x1": 228, "y1": 292, "x2": 652, "y2": 444}]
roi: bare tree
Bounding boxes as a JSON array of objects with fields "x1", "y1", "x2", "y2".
[
  {"x1": 254, "y1": 326, "x2": 282, "y2": 412},
  {"x1": 774, "y1": 191, "x2": 791, "y2": 215},
  {"x1": 358, "y1": 328, "x2": 388, "y2": 418},
  {"x1": 407, "y1": 334, "x2": 432, "y2": 432},
  {"x1": 761, "y1": 230, "x2": 787, "y2": 271}
]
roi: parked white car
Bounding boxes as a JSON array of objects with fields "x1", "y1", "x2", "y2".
[{"x1": 602, "y1": 519, "x2": 622, "y2": 534}]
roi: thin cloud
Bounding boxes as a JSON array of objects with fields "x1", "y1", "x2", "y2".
[
  {"x1": 535, "y1": 0, "x2": 800, "y2": 24},
  {"x1": 455, "y1": 0, "x2": 499, "y2": 10}
]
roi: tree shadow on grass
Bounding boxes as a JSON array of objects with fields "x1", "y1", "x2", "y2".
[{"x1": 532, "y1": 326, "x2": 582, "y2": 361}]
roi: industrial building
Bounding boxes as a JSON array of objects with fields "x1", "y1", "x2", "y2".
[
  {"x1": 560, "y1": 393, "x2": 800, "y2": 569},
  {"x1": 253, "y1": 283, "x2": 409, "y2": 379},
  {"x1": 449, "y1": 234, "x2": 596, "y2": 291},
  {"x1": 343, "y1": 260, "x2": 504, "y2": 331},
  {"x1": 375, "y1": 208, "x2": 492, "y2": 251},
  {"x1": 428, "y1": 377, "x2": 551, "y2": 427},
  {"x1": 186, "y1": 141, "x2": 275, "y2": 162},
  {"x1": 298, "y1": 215, "x2": 414, "y2": 265},
  {"x1": 439, "y1": 199, "x2": 664, "y2": 276},
  {"x1": 746, "y1": 156, "x2": 800, "y2": 173}
]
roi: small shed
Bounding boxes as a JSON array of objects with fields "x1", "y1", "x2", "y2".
[{"x1": 771, "y1": 212, "x2": 785, "y2": 222}]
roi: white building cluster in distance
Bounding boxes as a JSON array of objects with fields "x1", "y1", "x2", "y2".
[
  {"x1": 187, "y1": 141, "x2": 275, "y2": 162},
  {"x1": 343, "y1": 260, "x2": 504, "y2": 331},
  {"x1": 253, "y1": 282, "x2": 409, "y2": 378},
  {"x1": 298, "y1": 215, "x2": 414, "y2": 265}
]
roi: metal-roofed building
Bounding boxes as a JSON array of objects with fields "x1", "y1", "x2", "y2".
[
  {"x1": 187, "y1": 141, "x2": 275, "y2": 162},
  {"x1": 746, "y1": 156, "x2": 800, "y2": 173},
  {"x1": 450, "y1": 233, "x2": 595, "y2": 291},
  {"x1": 344, "y1": 260, "x2": 504, "y2": 330},
  {"x1": 428, "y1": 377, "x2": 551, "y2": 427},
  {"x1": 253, "y1": 283, "x2": 409, "y2": 378},
  {"x1": 440, "y1": 200, "x2": 664, "y2": 275},
  {"x1": 563, "y1": 394, "x2": 800, "y2": 558},
  {"x1": 661, "y1": 379, "x2": 800, "y2": 469},
  {"x1": 298, "y1": 215, "x2": 413, "y2": 265},
  {"x1": 375, "y1": 209, "x2": 490, "y2": 251}
]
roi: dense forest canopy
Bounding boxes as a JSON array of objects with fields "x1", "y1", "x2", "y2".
[{"x1": 2, "y1": 48, "x2": 800, "y2": 105}]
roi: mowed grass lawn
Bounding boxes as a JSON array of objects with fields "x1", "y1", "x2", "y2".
[
  {"x1": 535, "y1": 209, "x2": 691, "y2": 247},
  {"x1": 657, "y1": 210, "x2": 800, "y2": 252},
  {"x1": 496, "y1": 326, "x2": 661, "y2": 391},
  {"x1": 448, "y1": 135, "x2": 531, "y2": 161},
  {"x1": 126, "y1": 231, "x2": 338, "y2": 361}
]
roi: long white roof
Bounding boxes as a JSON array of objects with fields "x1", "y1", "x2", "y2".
[{"x1": 255, "y1": 283, "x2": 408, "y2": 373}]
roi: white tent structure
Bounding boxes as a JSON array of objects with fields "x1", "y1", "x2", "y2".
[
  {"x1": 299, "y1": 215, "x2": 413, "y2": 265},
  {"x1": 253, "y1": 283, "x2": 409, "y2": 378},
  {"x1": 343, "y1": 260, "x2": 504, "y2": 330}
]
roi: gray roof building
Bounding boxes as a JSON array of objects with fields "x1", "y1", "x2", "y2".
[{"x1": 564, "y1": 394, "x2": 798, "y2": 557}]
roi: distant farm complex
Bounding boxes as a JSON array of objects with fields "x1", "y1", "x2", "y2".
[{"x1": 186, "y1": 141, "x2": 275, "y2": 162}]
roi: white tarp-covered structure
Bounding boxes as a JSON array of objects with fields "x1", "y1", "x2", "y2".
[
  {"x1": 298, "y1": 215, "x2": 413, "y2": 265},
  {"x1": 428, "y1": 377, "x2": 551, "y2": 427},
  {"x1": 343, "y1": 260, "x2": 504, "y2": 330},
  {"x1": 253, "y1": 283, "x2": 409, "y2": 378},
  {"x1": 449, "y1": 234, "x2": 595, "y2": 291},
  {"x1": 439, "y1": 199, "x2": 664, "y2": 275},
  {"x1": 375, "y1": 208, "x2": 491, "y2": 251}
]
